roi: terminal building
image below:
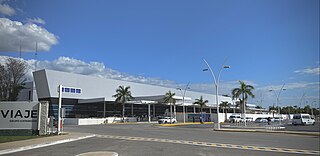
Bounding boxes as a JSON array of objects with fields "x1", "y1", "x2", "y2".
[{"x1": 19, "y1": 69, "x2": 235, "y2": 122}]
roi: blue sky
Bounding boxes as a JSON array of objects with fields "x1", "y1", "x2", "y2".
[{"x1": 0, "y1": 0, "x2": 319, "y2": 108}]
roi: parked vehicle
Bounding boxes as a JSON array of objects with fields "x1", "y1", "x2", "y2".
[
  {"x1": 292, "y1": 114, "x2": 315, "y2": 126},
  {"x1": 229, "y1": 115, "x2": 242, "y2": 123},
  {"x1": 255, "y1": 117, "x2": 268, "y2": 123},
  {"x1": 245, "y1": 117, "x2": 254, "y2": 122},
  {"x1": 271, "y1": 117, "x2": 283, "y2": 122},
  {"x1": 158, "y1": 117, "x2": 177, "y2": 124}
]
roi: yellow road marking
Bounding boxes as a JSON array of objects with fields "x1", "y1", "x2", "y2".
[{"x1": 95, "y1": 134, "x2": 319, "y2": 155}]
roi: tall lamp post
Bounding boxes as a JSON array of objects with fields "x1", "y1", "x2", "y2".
[
  {"x1": 269, "y1": 83, "x2": 286, "y2": 125},
  {"x1": 203, "y1": 59, "x2": 230, "y2": 130},
  {"x1": 311, "y1": 101, "x2": 316, "y2": 117},
  {"x1": 177, "y1": 82, "x2": 191, "y2": 123},
  {"x1": 57, "y1": 85, "x2": 63, "y2": 134}
]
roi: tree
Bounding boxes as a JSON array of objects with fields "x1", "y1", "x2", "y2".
[
  {"x1": 220, "y1": 101, "x2": 230, "y2": 121},
  {"x1": 232, "y1": 81, "x2": 255, "y2": 116},
  {"x1": 0, "y1": 58, "x2": 28, "y2": 101},
  {"x1": 220, "y1": 101, "x2": 230, "y2": 114},
  {"x1": 193, "y1": 96, "x2": 208, "y2": 123},
  {"x1": 234, "y1": 101, "x2": 241, "y2": 113},
  {"x1": 163, "y1": 90, "x2": 176, "y2": 124},
  {"x1": 112, "y1": 86, "x2": 133, "y2": 122}
]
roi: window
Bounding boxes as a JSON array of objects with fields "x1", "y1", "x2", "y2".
[
  {"x1": 61, "y1": 87, "x2": 81, "y2": 94},
  {"x1": 293, "y1": 116, "x2": 301, "y2": 119},
  {"x1": 302, "y1": 116, "x2": 310, "y2": 119}
]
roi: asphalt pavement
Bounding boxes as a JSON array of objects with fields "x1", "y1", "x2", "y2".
[
  {"x1": 1, "y1": 123, "x2": 319, "y2": 156},
  {"x1": 164, "y1": 121, "x2": 320, "y2": 132}
]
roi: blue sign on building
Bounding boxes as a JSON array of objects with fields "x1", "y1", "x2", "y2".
[{"x1": 61, "y1": 87, "x2": 82, "y2": 94}]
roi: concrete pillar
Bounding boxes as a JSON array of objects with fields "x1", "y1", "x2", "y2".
[
  {"x1": 131, "y1": 104, "x2": 134, "y2": 117},
  {"x1": 103, "y1": 102, "x2": 106, "y2": 117},
  {"x1": 148, "y1": 104, "x2": 151, "y2": 123},
  {"x1": 153, "y1": 104, "x2": 155, "y2": 117},
  {"x1": 38, "y1": 101, "x2": 49, "y2": 135}
]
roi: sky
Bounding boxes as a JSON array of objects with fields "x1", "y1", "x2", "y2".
[{"x1": 0, "y1": 0, "x2": 319, "y2": 108}]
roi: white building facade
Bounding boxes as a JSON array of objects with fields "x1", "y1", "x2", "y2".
[{"x1": 28, "y1": 69, "x2": 233, "y2": 122}]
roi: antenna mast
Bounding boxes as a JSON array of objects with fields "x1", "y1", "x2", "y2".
[{"x1": 35, "y1": 41, "x2": 38, "y2": 71}]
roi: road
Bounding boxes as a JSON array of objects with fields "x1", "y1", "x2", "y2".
[
  {"x1": 6, "y1": 124, "x2": 320, "y2": 156},
  {"x1": 285, "y1": 122, "x2": 320, "y2": 132},
  {"x1": 185, "y1": 121, "x2": 320, "y2": 132}
]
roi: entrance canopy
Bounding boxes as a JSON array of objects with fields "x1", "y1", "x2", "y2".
[
  {"x1": 78, "y1": 97, "x2": 106, "y2": 104},
  {"x1": 132, "y1": 95, "x2": 192, "y2": 106},
  {"x1": 77, "y1": 94, "x2": 194, "y2": 106}
]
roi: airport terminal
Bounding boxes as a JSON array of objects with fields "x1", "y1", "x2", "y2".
[{"x1": 18, "y1": 69, "x2": 238, "y2": 123}]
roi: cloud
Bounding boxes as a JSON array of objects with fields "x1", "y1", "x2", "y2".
[
  {"x1": 26, "y1": 17, "x2": 46, "y2": 25},
  {"x1": 188, "y1": 80, "x2": 258, "y2": 96},
  {"x1": 259, "y1": 82, "x2": 319, "y2": 91},
  {"x1": 0, "y1": 2, "x2": 15, "y2": 16},
  {"x1": 0, "y1": 56, "x2": 178, "y2": 88},
  {"x1": 294, "y1": 67, "x2": 320, "y2": 75},
  {"x1": 0, "y1": 18, "x2": 58, "y2": 52}
]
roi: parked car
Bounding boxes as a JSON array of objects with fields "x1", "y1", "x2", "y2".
[
  {"x1": 292, "y1": 114, "x2": 315, "y2": 126},
  {"x1": 271, "y1": 117, "x2": 283, "y2": 122},
  {"x1": 229, "y1": 115, "x2": 242, "y2": 123},
  {"x1": 245, "y1": 117, "x2": 254, "y2": 122},
  {"x1": 240, "y1": 117, "x2": 253, "y2": 122},
  {"x1": 255, "y1": 117, "x2": 268, "y2": 123},
  {"x1": 158, "y1": 117, "x2": 177, "y2": 124}
]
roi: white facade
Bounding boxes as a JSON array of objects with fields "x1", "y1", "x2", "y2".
[{"x1": 33, "y1": 69, "x2": 232, "y2": 106}]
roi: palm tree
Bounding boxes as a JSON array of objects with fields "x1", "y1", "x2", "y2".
[
  {"x1": 232, "y1": 81, "x2": 255, "y2": 117},
  {"x1": 163, "y1": 90, "x2": 176, "y2": 124},
  {"x1": 220, "y1": 101, "x2": 230, "y2": 113},
  {"x1": 193, "y1": 96, "x2": 208, "y2": 123},
  {"x1": 234, "y1": 100, "x2": 241, "y2": 113},
  {"x1": 193, "y1": 102, "x2": 197, "y2": 113},
  {"x1": 220, "y1": 101, "x2": 230, "y2": 121},
  {"x1": 112, "y1": 86, "x2": 134, "y2": 122}
]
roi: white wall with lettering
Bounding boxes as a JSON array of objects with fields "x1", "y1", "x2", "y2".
[{"x1": 0, "y1": 102, "x2": 38, "y2": 129}]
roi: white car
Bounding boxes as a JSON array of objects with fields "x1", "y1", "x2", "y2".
[
  {"x1": 229, "y1": 115, "x2": 242, "y2": 123},
  {"x1": 271, "y1": 117, "x2": 283, "y2": 122},
  {"x1": 292, "y1": 114, "x2": 315, "y2": 126},
  {"x1": 158, "y1": 117, "x2": 177, "y2": 124},
  {"x1": 245, "y1": 117, "x2": 254, "y2": 122},
  {"x1": 255, "y1": 117, "x2": 268, "y2": 123}
]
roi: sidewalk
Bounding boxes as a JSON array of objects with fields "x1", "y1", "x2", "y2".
[{"x1": 0, "y1": 132, "x2": 95, "y2": 155}]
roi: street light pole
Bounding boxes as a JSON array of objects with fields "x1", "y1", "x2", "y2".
[
  {"x1": 203, "y1": 59, "x2": 230, "y2": 130},
  {"x1": 311, "y1": 101, "x2": 316, "y2": 117},
  {"x1": 57, "y1": 85, "x2": 62, "y2": 134},
  {"x1": 177, "y1": 82, "x2": 190, "y2": 123},
  {"x1": 269, "y1": 83, "x2": 286, "y2": 125}
]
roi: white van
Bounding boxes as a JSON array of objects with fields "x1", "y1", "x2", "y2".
[
  {"x1": 229, "y1": 115, "x2": 242, "y2": 123},
  {"x1": 292, "y1": 114, "x2": 315, "y2": 126}
]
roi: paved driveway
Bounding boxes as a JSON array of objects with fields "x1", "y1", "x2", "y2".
[{"x1": 5, "y1": 124, "x2": 320, "y2": 156}]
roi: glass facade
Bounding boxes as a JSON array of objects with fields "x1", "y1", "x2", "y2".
[{"x1": 40, "y1": 98, "x2": 215, "y2": 120}]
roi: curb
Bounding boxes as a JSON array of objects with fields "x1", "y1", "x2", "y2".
[
  {"x1": 76, "y1": 151, "x2": 118, "y2": 156},
  {"x1": 214, "y1": 129, "x2": 320, "y2": 136},
  {"x1": 158, "y1": 122, "x2": 214, "y2": 127},
  {"x1": 0, "y1": 134, "x2": 96, "y2": 155}
]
